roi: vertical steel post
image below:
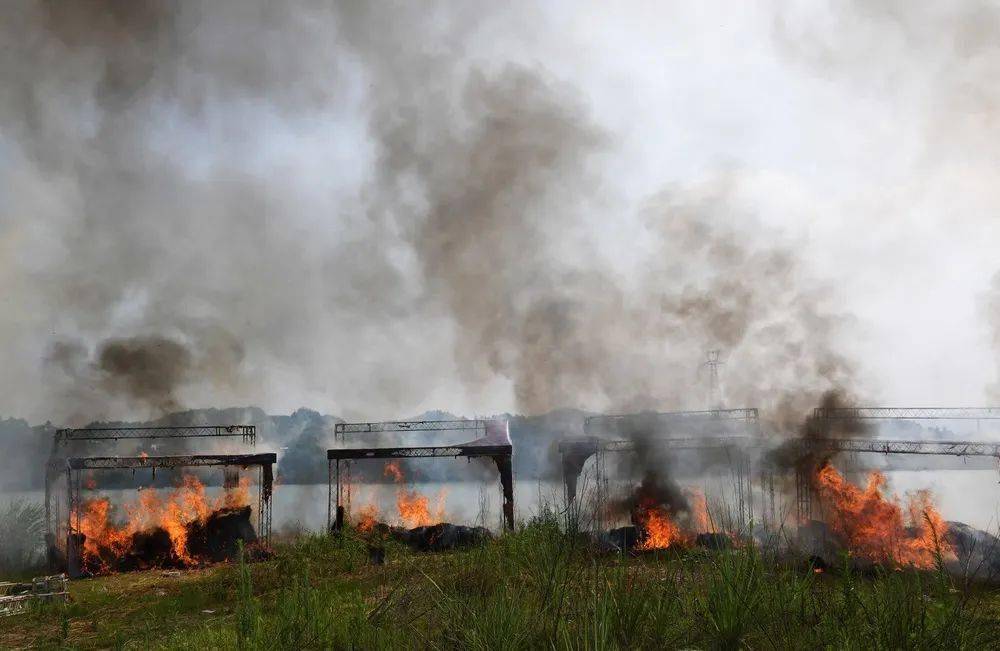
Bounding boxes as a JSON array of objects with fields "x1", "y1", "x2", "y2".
[
  {"x1": 334, "y1": 459, "x2": 344, "y2": 531},
  {"x1": 66, "y1": 468, "x2": 80, "y2": 578}
]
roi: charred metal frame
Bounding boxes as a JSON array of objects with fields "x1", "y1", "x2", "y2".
[
  {"x1": 560, "y1": 435, "x2": 760, "y2": 531},
  {"x1": 45, "y1": 424, "x2": 257, "y2": 573},
  {"x1": 562, "y1": 406, "x2": 1000, "y2": 530},
  {"x1": 583, "y1": 408, "x2": 760, "y2": 437},
  {"x1": 327, "y1": 420, "x2": 514, "y2": 532},
  {"x1": 566, "y1": 408, "x2": 760, "y2": 500},
  {"x1": 794, "y1": 407, "x2": 1000, "y2": 522},
  {"x1": 559, "y1": 435, "x2": 758, "y2": 503},
  {"x1": 53, "y1": 424, "x2": 256, "y2": 445},
  {"x1": 564, "y1": 408, "x2": 762, "y2": 532},
  {"x1": 813, "y1": 407, "x2": 1000, "y2": 421},
  {"x1": 335, "y1": 420, "x2": 486, "y2": 436},
  {"x1": 62, "y1": 453, "x2": 275, "y2": 578}
]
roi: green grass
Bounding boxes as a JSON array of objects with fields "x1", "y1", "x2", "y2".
[
  {"x1": 0, "y1": 499, "x2": 47, "y2": 578},
  {"x1": 4, "y1": 516, "x2": 999, "y2": 649}
]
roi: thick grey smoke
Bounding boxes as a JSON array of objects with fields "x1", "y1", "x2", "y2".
[
  {"x1": 1, "y1": 1, "x2": 424, "y2": 423},
  {"x1": 46, "y1": 333, "x2": 244, "y2": 420},
  {"x1": 1, "y1": 1, "x2": 861, "y2": 432},
  {"x1": 340, "y1": 3, "x2": 861, "y2": 419}
]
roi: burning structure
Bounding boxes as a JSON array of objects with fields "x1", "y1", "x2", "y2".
[
  {"x1": 560, "y1": 406, "x2": 1000, "y2": 571},
  {"x1": 327, "y1": 419, "x2": 514, "y2": 534},
  {"x1": 786, "y1": 407, "x2": 1000, "y2": 571},
  {"x1": 45, "y1": 425, "x2": 274, "y2": 577},
  {"x1": 560, "y1": 408, "x2": 762, "y2": 546}
]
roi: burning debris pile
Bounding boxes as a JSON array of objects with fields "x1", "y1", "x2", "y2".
[
  {"x1": 351, "y1": 462, "x2": 491, "y2": 552},
  {"x1": 808, "y1": 462, "x2": 953, "y2": 570},
  {"x1": 602, "y1": 474, "x2": 729, "y2": 553},
  {"x1": 74, "y1": 475, "x2": 260, "y2": 575}
]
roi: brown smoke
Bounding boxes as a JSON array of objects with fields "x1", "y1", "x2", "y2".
[
  {"x1": 342, "y1": 5, "x2": 861, "y2": 415},
  {"x1": 96, "y1": 336, "x2": 192, "y2": 413},
  {"x1": 44, "y1": 331, "x2": 244, "y2": 423}
]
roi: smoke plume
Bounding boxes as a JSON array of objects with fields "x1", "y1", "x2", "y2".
[{"x1": 1, "y1": 1, "x2": 861, "y2": 429}]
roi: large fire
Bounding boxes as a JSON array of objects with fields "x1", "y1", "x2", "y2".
[
  {"x1": 631, "y1": 486, "x2": 716, "y2": 550},
  {"x1": 353, "y1": 462, "x2": 447, "y2": 530},
  {"x1": 635, "y1": 503, "x2": 686, "y2": 550},
  {"x1": 813, "y1": 463, "x2": 953, "y2": 569},
  {"x1": 396, "y1": 488, "x2": 446, "y2": 528},
  {"x1": 75, "y1": 474, "x2": 251, "y2": 573}
]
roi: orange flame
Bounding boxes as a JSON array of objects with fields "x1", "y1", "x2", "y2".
[
  {"x1": 75, "y1": 474, "x2": 251, "y2": 572},
  {"x1": 634, "y1": 494, "x2": 687, "y2": 550},
  {"x1": 383, "y1": 461, "x2": 404, "y2": 483},
  {"x1": 396, "y1": 488, "x2": 447, "y2": 528},
  {"x1": 814, "y1": 463, "x2": 952, "y2": 569},
  {"x1": 687, "y1": 488, "x2": 712, "y2": 533},
  {"x1": 380, "y1": 460, "x2": 446, "y2": 528},
  {"x1": 355, "y1": 503, "x2": 379, "y2": 533}
]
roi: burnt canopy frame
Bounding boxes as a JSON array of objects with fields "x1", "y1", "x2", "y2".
[
  {"x1": 53, "y1": 425, "x2": 256, "y2": 445},
  {"x1": 62, "y1": 453, "x2": 275, "y2": 578},
  {"x1": 560, "y1": 436, "x2": 1000, "y2": 494},
  {"x1": 326, "y1": 428, "x2": 515, "y2": 531},
  {"x1": 812, "y1": 407, "x2": 1000, "y2": 421},
  {"x1": 565, "y1": 408, "x2": 1000, "y2": 498},
  {"x1": 561, "y1": 408, "x2": 1000, "y2": 527},
  {"x1": 795, "y1": 406, "x2": 1000, "y2": 520},
  {"x1": 584, "y1": 408, "x2": 760, "y2": 437},
  {"x1": 334, "y1": 420, "x2": 487, "y2": 436},
  {"x1": 45, "y1": 424, "x2": 257, "y2": 573},
  {"x1": 564, "y1": 408, "x2": 762, "y2": 505}
]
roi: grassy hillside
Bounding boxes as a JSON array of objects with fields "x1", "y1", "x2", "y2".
[{"x1": 5, "y1": 516, "x2": 1000, "y2": 649}]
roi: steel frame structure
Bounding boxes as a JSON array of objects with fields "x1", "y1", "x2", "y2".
[
  {"x1": 53, "y1": 425, "x2": 256, "y2": 445},
  {"x1": 560, "y1": 412, "x2": 1000, "y2": 529},
  {"x1": 794, "y1": 407, "x2": 1000, "y2": 521},
  {"x1": 559, "y1": 434, "x2": 759, "y2": 531},
  {"x1": 812, "y1": 407, "x2": 1000, "y2": 421},
  {"x1": 564, "y1": 408, "x2": 762, "y2": 533},
  {"x1": 63, "y1": 453, "x2": 275, "y2": 578},
  {"x1": 564, "y1": 406, "x2": 761, "y2": 506},
  {"x1": 45, "y1": 424, "x2": 257, "y2": 573},
  {"x1": 327, "y1": 420, "x2": 514, "y2": 531},
  {"x1": 335, "y1": 419, "x2": 486, "y2": 437},
  {"x1": 583, "y1": 408, "x2": 759, "y2": 437},
  {"x1": 560, "y1": 434, "x2": 1000, "y2": 497}
]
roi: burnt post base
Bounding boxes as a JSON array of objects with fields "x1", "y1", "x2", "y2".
[{"x1": 492, "y1": 455, "x2": 515, "y2": 530}]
